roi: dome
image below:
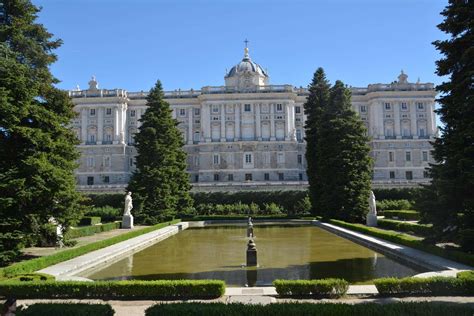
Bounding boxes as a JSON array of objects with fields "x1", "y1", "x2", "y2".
[{"x1": 225, "y1": 47, "x2": 268, "y2": 79}]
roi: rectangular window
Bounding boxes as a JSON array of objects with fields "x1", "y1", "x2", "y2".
[
  {"x1": 389, "y1": 151, "x2": 394, "y2": 162},
  {"x1": 389, "y1": 171, "x2": 395, "y2": 179},
  {"x1": 103, "y1": 176, "x2": 110, "y2": 183},
  {"x1": 87, "y1": 176, "x2": 94, "y2": 185},
  {"x1": 129, "y1": 157, "x2": 133, "y2": 166},
  {"x1": 277, "y1": 152, "x2": 285, "y2": 164},
  {"x1": 263, "y1": 152, "x2": 271, "y2": 164},
  {"x1": 406, "y1": 171, "x2": 413, "y2": 180},
  {"x1": 194, "y1": 108, "x2": 200, "y2": 116},
  {"x1": 406, "y1": 151, "x2": 411, "y2": 161},
  {"x1": 179, "y1": 109, "x2": 186, "y2": 116},
  {"x1": 245, "y1": 153, "x2": 252, "y2": 164},
  {"x1": 90, "y1": 108, "x2": 96, "y2": 116},
  {"x1": 244, "y1": 104, "x2": 251, "y2": 112},
  {"x1": 417, "y1": 102, "x2": 424, "y2": 110},
  {"x1": 214, "y1": 173, "x2": 219, "y2": 181},
  {"x1": 297, "y1": 154, "x2": 302, "y2": 164},
  {"x1": 213, "y1": 154, "x2": 220, "y2": 165},
  {"x1": 194, "y1": 156, "x2": 199, "y2": 166},
  {"x1": 360, "y1": 105, "x2": 367, "y2": 113},
  {"x1": 295, "y1": 106, "x2": 301, "y2": 114},
  {"x1": 228, "y1": 174, "x2": 233, "y2": 181},
  {"x1": 422, "y1": 151, "x2": 428, "y2": 162},
  {"x1": 130, "y1": 110, "x2": 136, "y2": 117},
  {"x1": 194, "y1": 175, "x2": 199, "y2": 182},
  {"x1": 276, "y1": 103, "x2": 283, "y2": 112},
  {"x1": 106, "y1": 108, "x2": 112, "y2": 115},
  {"x1": 299, "y1": 173, "x2": 303, "y2": 181},
  {"x1": 423, "y1": 171, "x2": 429, "y2": 178},
  {"x1": 245, "y1": 173, "x2": 252, "y2": 181},
  {"x1": 278, "y1": 173, "x2": 284, "y2": 181},
  {"x1": 87, "y1": 157, "x2": 94, "y2": 167},
  {"x1": 385, "y1": 103, "x2": 391, "y2": 110},
  {"x1": 264, "y1": 173, "x2": 270, "y2": 181},
  {"x1": 401, "y1": 102, "x2": 408, "y2": 110}
]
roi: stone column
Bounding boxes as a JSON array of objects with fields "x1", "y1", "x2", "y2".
[
  {"x1": 220, "y1": 104, "x2": 225, "y2": 142},
  {"x1": 270, "y1": 104, "x2": 276, "y2": 141},
  {"x1": 427, "y1": 102, "x2": 435, "y2": 137},
  {"x1": 113, "y1": 107, "x2": 119, "y2": 144},
  {"x1": 234, "y1": 103, "x2": 240, "y2": 141},
  {"x1": 255, "y1": 103, "x2": 261, "y2": 140},
  {"x1": 394, "y1": 102, "x2": 401, "y2": 138},
  {"x1": 285, "y1": 103, "x2": 291, "y2": 141},
  {"x1": 81, "y1": 108, "x2": 87, "y2": 144},
  {"x1": 97, "y1": 107, "x2": 104, "y2": 144},
  {"x1": 410, "y1": 104, "x2": 418, "y2": 138},
  {"x1": 119, "y1": 104, "x2": 125, "y2": 144},
  {"x1": 203, "y1": 104, "x2": 211, "y2": 142},
  {"x1": 188, "y1": 107, "x2": 193, "y2": 145}
]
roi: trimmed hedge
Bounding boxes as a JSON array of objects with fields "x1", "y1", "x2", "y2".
[
  {"x1": 84, "y1": 193, "x2": 124, "y2": 209},
  {"x1": 374, "y1": 276, "x2": 474, "y2": 296},
  {"x1": 328, "y1": 219, "x2": 474, "y2": 267},
  {"x1": 372, "y1": 188, "x2": 421, "y2": 201},
  {"x1": 457, "y1": 270, "x2": 474, "y2": 279},
  {"x1": 17, "y1": 303, "x2": 115, "y2": 316},
  {"x1": 273, "y1": 279, "x2": 348, "y2": 297},
  {"x1": 182, "y1": 215, "x2": 303, "y2": 221},
  {"x1": 64, "y1": 222, "x2": 121, "y2": 239},
  {"x1": 0, "y1": 280, "x2": 225, "y2": 299},
  {"x1": 85, "y1": 206, "x2": 121, "y2": 223},
  {"x1": 377, "y1": 219, "x2": 432, "y2": 237},
  {"x1": 383, "y1": 210, "x2": 421, "y2": 221},
  {"x1": 79, "y1": 216, "x2": 101, "y2": 226},
  {"x1": 5, "y1": 273, "x2": 54, "y2": 282},
  {"x1": 145, "y1": 302, "x2": 473, "y2": 316},
  {"x1": 0, "y1": 219, "x2": 181, "y2": 278},
  {"x1": 376, "y1": 199, "x2": 412, "y2": 211}
]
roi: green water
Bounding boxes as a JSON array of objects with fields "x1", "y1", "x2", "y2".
[{"x1": 84, "y1": 225, "x2": 426, "y2": 286}]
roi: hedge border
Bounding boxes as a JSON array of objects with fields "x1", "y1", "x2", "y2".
[
  {"x1": 383, "y1": 210, "x2": 421, "y2": 221},
  {"x1": 328, "y1": 219, "x2": 474, "y2": 267},
  {"x1": 17, "y1": 303, "x2": 115, "y2": 316},
  {"x1": 374, "y1": 276, "x2": 474, "y2": 296},
  {"x1": 0, "y1": 280, "x2": 225, "y2": 299},
  {"x1": 0, "y1": 219, "x2": 181, "y2": 278},
  {"x1": 273, "y1": 279, "x2": 348, "y2": 298},
  {"x1": 64, "y1": 222, "x2": 121, "y2": 239},
  {"x1": 377, "y1": 219, "x2": 432, "y2": 237}
]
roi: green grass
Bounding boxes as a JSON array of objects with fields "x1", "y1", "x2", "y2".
[
  {"x1": 0, "y1": 219, "x2": 181, "y2": 278},
  {"x1": 327, "y1": 219, "x2": 474, "y2": 267}
]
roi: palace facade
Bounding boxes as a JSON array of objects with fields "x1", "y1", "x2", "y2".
[{"x1": 70, "y1": 48, "x2": 437, "y2": 192}]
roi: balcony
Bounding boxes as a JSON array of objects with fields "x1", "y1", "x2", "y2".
[{"x1": 85, "y1": 141, "x2": 97, "y2": 145}]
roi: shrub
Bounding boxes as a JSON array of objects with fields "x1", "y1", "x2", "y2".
[
  {"x1": 383, "y1": 210, "x2": 421, "y2": 221},
  {"x1": 64, "y1": 222, "x2": 121, "y2": 239},
  {"x1": 377, "y1": 219, "x2": 432, "y2": 236},
  {"x1": 374, "y1": 276, "x2": 474, "y2": 296},
  {"x1": 6, "y1": 273, "x2": 54, "y2": 282},
  {"x1": 84, "y1": 193, "x2": 124, "y2": 209},
  {"x1": 78, "y1": 217, "x2": 101, "y2": 226},
  {"x1": 273, "y1": 279, "x2": 348, "y2": 297},
  {"x1": 0, "y1": 220, "x2": 180, "y2": 278},
  {"x1": 457, "y1": 270, "x2": 474, "y2": 279},
  {"x1": 327, "y1": 219, "x2": 474, "y2": 267},
  {"x1": 85, "y1": 207, "x2": 121, "y2": 223},
  {"x1": 0, "y1": 280, "x2": 225, "y2": 299},
  {"x1": 373, "y1": 188, "x2": 421, "y2": 201},
  {"x1": 376, "y1": 200, "x2": 412, "y2": 211},
  {"x1": 263, "y1": 203, "x2": 283, "y2": 215},
  {"x1": 145, "y1": 302, "x2": 473, "y2": 316},
  {"x1": 459, "y1": 229, "x2": 474, "y2": 252},
  {"x1": 16, "y1": 303, "x2": 115, "y2": 316}
]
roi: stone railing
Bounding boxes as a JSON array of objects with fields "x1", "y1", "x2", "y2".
[{"x1": 69, "y1": 89, "x2": 127, "y2": 98}]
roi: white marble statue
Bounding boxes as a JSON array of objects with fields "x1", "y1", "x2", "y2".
[
  {"x1": 124, "y1": 192, "x2": 133, "y2": 216},
  {"x1": 366, "y1": 190, "x2": 378, "y2": 227}
]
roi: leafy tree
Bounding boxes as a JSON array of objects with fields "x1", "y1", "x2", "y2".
[
  {"x1": 303, "y1": 68, "x2": 331, "y2": 215},
  {"x1": 417, "y1": 0, "x2": 474, "y2": 241},
  {"x1": 0, "y1": 0, "x2": 84, "y2": 265},
  {"x1": 127, "y1": 81, "x2": 193, "y2": 224}
]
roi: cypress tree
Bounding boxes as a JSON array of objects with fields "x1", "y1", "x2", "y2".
[
  {"x1": 0, "y1": 0, "x2": 84, "y2": 265},
  {"x1": 127, "y1": 80, "x2": 193, "y2": 224},
  {"x1": 417, "y1": 1, "x2": 474, "y2": 241},
  {"x1": 303, "y1": 68, "x2": 331, "y2": 216},
  {"x1": 317, "y1": 81, "x2": 372, "y2": 222}
]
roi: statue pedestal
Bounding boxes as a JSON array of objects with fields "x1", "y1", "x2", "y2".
[
  {"x1": 246, "y1": 239, "x2": 257, "y2": 267},
  {"x1": 122, "y1": 215, "x2": 134, "y2": 229},
  {"x1": 366, "y1": 213, "x2": 378, "y2": 227}
]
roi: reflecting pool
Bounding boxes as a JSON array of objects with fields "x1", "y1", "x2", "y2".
[{"x1": 83, "y1": 225, "x2": 426, "y2": 286}]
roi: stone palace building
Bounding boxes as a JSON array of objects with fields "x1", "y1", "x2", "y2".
[{"x1": 70, "y1": 47, "x2": 437, "y2": 192}]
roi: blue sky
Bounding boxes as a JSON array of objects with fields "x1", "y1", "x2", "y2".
[{"x1": 34, "y1": 0, "x2": 448, "y2": 92}]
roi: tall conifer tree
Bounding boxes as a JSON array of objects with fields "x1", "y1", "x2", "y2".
[
  {"x1": 127, "y1": 81, "x2": 192, "y2": 224},
  {"x1": 417, "y1": 0, "x2": 473, "y2": 243},
  {"x1": 304, "y1": 68, "x2": 331, "y2": 215},
  {"x1": 0, "y1": 0, "x2": 83, "y2": 265}
]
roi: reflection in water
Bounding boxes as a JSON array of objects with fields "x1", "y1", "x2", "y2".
[{"x1": 83, "y1": 226, "x2": 427, "y2": 286}]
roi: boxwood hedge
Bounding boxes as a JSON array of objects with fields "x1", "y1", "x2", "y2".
[
  {"x1": 17, "y1": 303, "x2": 114, "y2": 316},
  {"x1": 273, "y1": 279, "x2": 348, "y2": 297},
  {"x1": 374, "y1": 276, "x2": 474, "y2": 296},
  {"x1": 64, "y1": 222, "x2": 121, "y2": 239},
  {"x1": 377, "y1": 219, "x2": 432, "y2": 236},
  {"x1": 0, "y1": 280, "x2": 225, "y2": 299},
  {"x1": 145, "y1": 302, "x2": 473, "y2": 316},
  {"x1": 383, "y1": 210, "x2": 421, "y2": 221}
]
